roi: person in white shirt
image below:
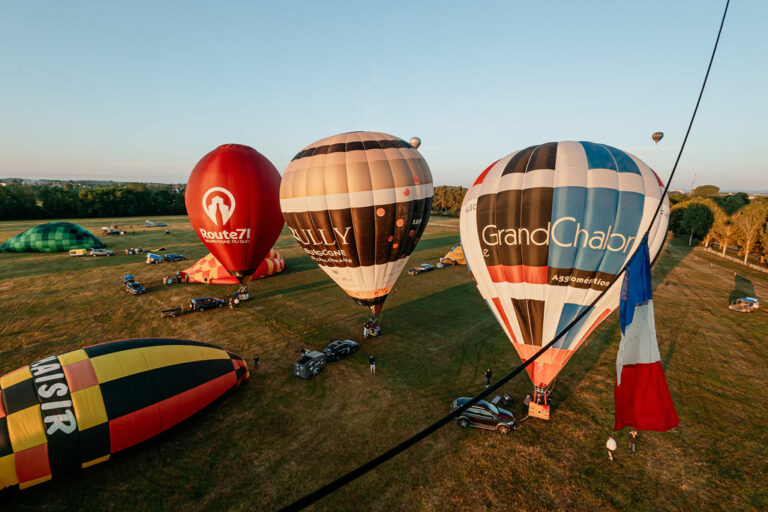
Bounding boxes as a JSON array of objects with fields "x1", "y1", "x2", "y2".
[{"x1": 606, "y1": 436, "x2": 618, "y2": 461}]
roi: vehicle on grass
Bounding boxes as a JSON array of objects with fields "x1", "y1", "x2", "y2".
[
  {"x1": 125, "y1": 281, "x2": 146, "y2": 295},
  {"x1": 161, "y1": 307, "x2": 183, "y2": 318},
  {"x1": 408, "y1": 263, "x2": 436, "y2": 276},
  {"x1": 450, "y1": 397, "x2": 517, "y2": 434},
  {"x1": 164, "y1": 253, "x2": 186, "y2": 262},
  {"x1": 91, "y1": 248, "x2": 115, "y2": 257},
  {"x1": 323, "y1": 339, "x2": 358, "y2": 361},
  {"x1": 69, "y1": 249, "x2": 87, "y2": 257},
  {"x1": 729, "y1": 297, "x2": 760, "y2": 312},
  {"x1": 188, "y1": 297, "x2": 226, "y2": 312},
  {"x1": 146, "y1": 253, "x2": 163, "y2": 264},
  {"x1": 155, "y1": 222, "x2": 168, "y2": 227},
  {"x1": 294, "y1": 350, "x2": 327, "y2": 379}
]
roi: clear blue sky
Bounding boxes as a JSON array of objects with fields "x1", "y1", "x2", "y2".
[{"x1": 1, "y1": 1, "x2": 765, "y2": 191}]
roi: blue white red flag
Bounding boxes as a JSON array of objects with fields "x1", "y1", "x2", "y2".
[{"x1": 615, "y1": 234, "x2": 679, "y2": 431}]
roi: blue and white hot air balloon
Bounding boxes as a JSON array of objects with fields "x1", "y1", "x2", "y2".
[{"x1": 459, "y1": 141, "x2": 669, "y2": 390}]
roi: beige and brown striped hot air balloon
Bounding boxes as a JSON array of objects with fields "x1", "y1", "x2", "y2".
[{"x1": 280, "y1": 131, "x2": 433, "y2": 321}]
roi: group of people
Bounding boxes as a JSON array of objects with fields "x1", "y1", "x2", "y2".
[
  {"x1": 363, "y1": 320, "x2": 381, "y2": 338},
  {"x1": 606, "y1": 431, "x2": 639, "y2": 461}
]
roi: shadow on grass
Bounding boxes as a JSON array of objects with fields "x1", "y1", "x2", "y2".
[
  {"x1": 413, "y1": 235, "x2": 461, "y2": 252},
  {"x1": 729, "y1": 274, "x2": 756, "y2": 303},
  {"x1": 651, "y1": 237, "x2": 696, "y2": 292},
  {"x1": 248, "y1": 279, "x2": 333, "y2": 301}
]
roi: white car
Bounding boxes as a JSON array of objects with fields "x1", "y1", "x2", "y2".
[{"x1": 90, "y1": 248, "x2": 115, "y2": 257}]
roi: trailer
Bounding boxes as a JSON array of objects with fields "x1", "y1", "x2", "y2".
[{"x1": 293, "y1": 351, "x2": 327, "y2": 379}]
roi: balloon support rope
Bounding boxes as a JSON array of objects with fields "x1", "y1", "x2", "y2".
[{"x1": 278, "y1": 2, "x2": 730, "y2": 509}]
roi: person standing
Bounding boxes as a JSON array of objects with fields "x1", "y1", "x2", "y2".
[
  {"x1": 606, "y1": 436, "x2": 618, "y2": 461},
  {"x1": 369, "y1": 355, "x2": 376, "y2": 374},
  {"x1": 485, "y1": 368, "x2": 492, "y2": 388},
  {"x1": 628, "y1": 431, "x2": 638, "y2": 455},
  {"x1": 523, "y1": 394, "x2": 532, "y2": 414}
]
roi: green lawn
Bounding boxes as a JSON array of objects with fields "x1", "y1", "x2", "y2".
[{"x1": 0, "y1": 216, "x2": 766, "y2": 511}]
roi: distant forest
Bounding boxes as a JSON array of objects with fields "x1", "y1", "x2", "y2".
[
  {"x1": 2, "y1": 183, "x2": 766, "y2": 265},
  {"x1": 0, "y1": 183, "x2": 186, "y2": 220}
]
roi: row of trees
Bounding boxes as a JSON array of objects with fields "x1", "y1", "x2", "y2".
[
  {"x1": 431, "y1": 185, "x2": 468, "y2": 215},
  {"x1": 670, "y1": 194, "x2": 768, "y2": 265},
  {"x1": 0, "y1": 184, "x2": 186, "y2": 220}
]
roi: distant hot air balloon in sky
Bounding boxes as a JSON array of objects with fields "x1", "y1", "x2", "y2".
[
  {"x1": 652, "y1": 132, "x2": 664, "y2": 144},
  {"x1": 409, "y1": 136, "x2": 422, "y2": 149},
  {"x1": 186, "y1": 144, "x2": 284, "y2": 286},
  {"x1": 280, "y1": 131, "x2": 433, "y2": 320},
  {"x1": 459, "y1": 141, "x2": 669, "y2": 391},
  {"x1": 0, "y1": 338, "x2": 248, "y2": 491}
]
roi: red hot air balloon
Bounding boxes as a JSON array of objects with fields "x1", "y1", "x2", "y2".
[
  {"x1": 652, "y1": 132, "x2": 664, "y2": 144},
  {"x1": 186, "y1": 144, "x2": 284, "y2": 285}
]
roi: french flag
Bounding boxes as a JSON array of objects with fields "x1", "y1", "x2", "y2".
[{"x1": 615, "y1": 234, "x2": 679, "y2": 432}]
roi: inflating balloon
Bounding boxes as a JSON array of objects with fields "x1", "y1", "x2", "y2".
[
  {"x1": 186, "y1": 144, "x2": 284, "y2": 285},
  {"x1": 652, "y1": 131, "x2": 664, "y2": 143},
  {"x1": 460, "y1": 141, "x2": 669, "y2": 389},
  {"x1": 0, "y1": 338, "x2": 248, "y2": 491},
  {"x1": 280, "y1": 131, "x2": 433, "y2": 320}
]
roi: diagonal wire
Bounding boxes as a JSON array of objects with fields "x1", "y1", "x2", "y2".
[{"x1": 277, "y1": 2, "x2": 730, "y2": 510}]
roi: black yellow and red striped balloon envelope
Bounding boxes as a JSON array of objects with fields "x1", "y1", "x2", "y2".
[
  {"x1": 280, "y1": 131, "x2": 434, "y2": 320},
  {"x1": 0, "y1": 338, "x2": 249, "y2": 490}
]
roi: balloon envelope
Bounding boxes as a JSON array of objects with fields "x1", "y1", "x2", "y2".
[
  {"x1": 0, "y1": 338, "x2": 248, "y2": 491},
  {"x1": 459, "y1": 141, "x2": 669, "y2": 387},
  {"x1": 185, "y1": 144, "x2": 284, "y2": 284},
  {"x1": 280, "y1": 131, "x2": 433, "y2": 318},
  {"x1": 409, "y1": 136, "x2": 422, "y2": 149},
  {"x1": 652, "y1": 131, "x2": 664, "y2": 143}
]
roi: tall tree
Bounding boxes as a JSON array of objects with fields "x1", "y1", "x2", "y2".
[
  {"x1": 692, "y1": 184, "x2": 720, "y2": 197},
  {"x1": 734, "y1": 200, "x2": 768, "y2": 265},
  {"x1": 670, "y1": 198, "x2": 717, "y2": 246}
]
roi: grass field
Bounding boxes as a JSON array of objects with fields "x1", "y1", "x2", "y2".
[{"x1": 1, "y1": 216, "x2": 766, "y2": 511}]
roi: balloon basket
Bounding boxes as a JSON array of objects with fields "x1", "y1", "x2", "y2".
[{"x1": 528, "y1": 403, "x2": 550, "y2": 420}]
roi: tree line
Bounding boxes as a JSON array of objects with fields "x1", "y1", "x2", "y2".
[
  {"x1": 669, "y1": 186, "x2": 768, "y2": 265},
  {"x1": 0, "y1": 183, "x2": 186, "y2": 220},
  {"x1": 431, "y1": 185, "x2": 468, "y2": 215}
]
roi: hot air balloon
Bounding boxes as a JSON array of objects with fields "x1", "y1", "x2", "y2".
[
  {"x1": 0, "y1": 338, "x2": 248, "y2": 491},
  {"x1": 409, "y1": 136, "x2": 422, "y2": 149},
  {"x1": 652, "y1": 131, "x2": 664, "y2": 144},
  {"x1": 185, "y1": 144, "x2": 284, "y2": 287},
  {"x1": 280, "y1": 131, "x2": 433, "y2": 321},
  {"x1": 459, "y1": 141, "x2": 669, "y2": 397}
]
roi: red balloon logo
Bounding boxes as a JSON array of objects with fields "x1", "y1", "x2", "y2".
[{"x1": 185, "y1": 144, "x2": 284, "y2": 284}]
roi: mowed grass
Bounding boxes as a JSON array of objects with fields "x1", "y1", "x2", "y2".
[{"x1": 0, "y1": 216, "x2": 766, "y2": 511}]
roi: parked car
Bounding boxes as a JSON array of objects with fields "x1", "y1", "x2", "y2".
[
  {"x1": 90, "y1": 248, "x2": 115, "y2": 257},
  {"x1": 729, "y1": 297, "x2": 760, "y2": 312},
  {"x1": 154, "y1": 222, "x2": 168, "y2": 227},
  {"x1": 164, "y1": 253, "x2": 186, "y2": 262},
  {"x1": 161, "y1": 307, "x2": 183, "y2": 318},
  {"x1": 125, "y1": 281, "x2": 146, "y2": 295},
  {"x1": 188, "y1": 297, "x2": 226, "y2": 312},
  {"x1": 450, "y1": 397, "x2": 517, "y2": 434},
  {"x1": 293, "y1": 350, "x2": 327, "y2": 379},
  {"x1": 323, "y1": 339, "x2": 359, "y2": 362},
  {"x1": 408, "y1": 263, "x2": 436, "y2": 276}
]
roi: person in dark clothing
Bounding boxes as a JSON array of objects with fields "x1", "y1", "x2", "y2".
[
  {"x1": 523, "y1": 394, "x2": 532, "y2": 413},
  {"x1": 485, "y1": 368, "x2": 492, "y2": 387},
  {"x1": 628, "y1": 431, "x2": 638, "y2": 454},
  {"x1": 369, "y1": 355, "x2": 376, "y2": 374}
]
